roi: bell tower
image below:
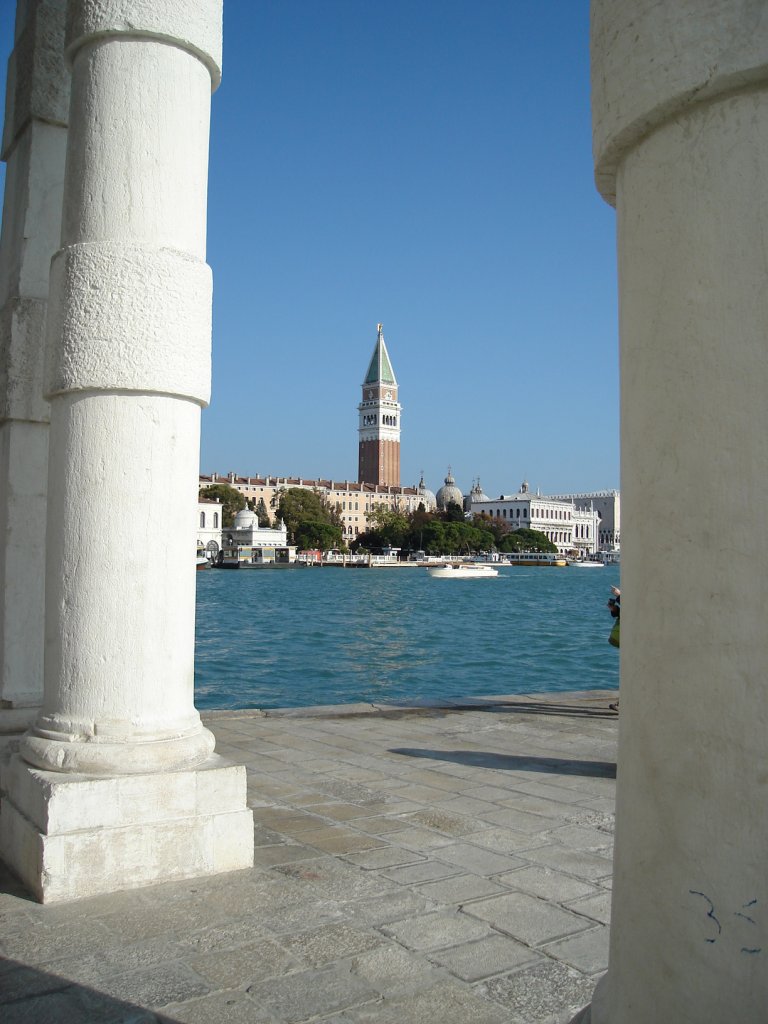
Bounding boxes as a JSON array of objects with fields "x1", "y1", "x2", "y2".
[{"x1": 358, "y1": 324, "x2": 401, "y2": 486}]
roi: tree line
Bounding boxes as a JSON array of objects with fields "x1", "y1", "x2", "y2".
[{"x1": 200, "y1": 484, "x2": 556, "y2": 556}]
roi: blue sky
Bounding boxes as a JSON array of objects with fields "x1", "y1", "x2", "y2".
[{"x1": 1, "y1": 1, "x2": 619, "y2": 499}]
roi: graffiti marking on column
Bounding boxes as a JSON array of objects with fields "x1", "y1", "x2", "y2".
[
  {"x1": 689, "y1": 891, "x2": 721, "y2": 943},
  {"x1": 689, "y1": 892, "x2": 762, "y2": 954}
]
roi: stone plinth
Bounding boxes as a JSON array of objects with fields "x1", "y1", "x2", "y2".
[{"x1": 0, "y1": 754, "x2": 254, "y2": 903}]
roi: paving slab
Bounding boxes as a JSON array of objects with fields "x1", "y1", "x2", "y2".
[
  {"x1": 0, "y1": 690, "x2": 617, "y2": 1024},
  {"x1": 463, "y1": 891, "x2": 594, "y2": 945},
  {"x1": 479, "y1": 958, "x2": 598, "y2": 1024}
]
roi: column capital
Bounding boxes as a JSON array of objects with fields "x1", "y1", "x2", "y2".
[
  {"x1": 591, "y1": 0, "x2": 768, "y2": 205},
  {"x1": 65, "y1": 0, "x2": 223, "y2": 89}
]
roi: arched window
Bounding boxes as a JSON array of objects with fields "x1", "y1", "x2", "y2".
[
  {"x1": 213, "y1": 512, "x2": 219, "y2": 528},
  {"x1": 200, "y1": 511, "x2": 205, "y2": 527}
]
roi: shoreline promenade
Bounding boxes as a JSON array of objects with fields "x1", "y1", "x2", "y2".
[{"x1": 1, "y1": 691, "x2": 617, "y2": 1023}]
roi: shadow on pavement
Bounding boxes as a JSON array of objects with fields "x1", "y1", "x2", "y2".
[
  {"x1": 0, "y1": 956, "x2": 178, "y2": 1024},
  {"x1": 389, "y1": 747, "x2": 617, "y2": 778}
]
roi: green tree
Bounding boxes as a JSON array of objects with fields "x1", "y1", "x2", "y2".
[
  {"x1": 294, "y1": 519, "x2": 342, "y2": 551},
  {"x1": 366, "y1": 506, "x2": 411, "y2": 547},
  {"x1": 199, "y1": 484, "x2": 245, "y2": 527},
  {"x1": 253, "y1": 497, "x2": 271, "y2": 527},
  {"x1": 472, "y1": 512, "x2": 510, "y2": 547},
  {"x1": 442, "y1": 501, "x2": 465, "y2": 523},
  {"x1": 498, "y1": 528, "x2": 557, "y2": 553},
  {"x1": 273, "y1": 488, "x2": 342, "y2": 548}
]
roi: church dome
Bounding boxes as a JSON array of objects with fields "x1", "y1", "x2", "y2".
[
  {"x1": 232, "y1": 506, "x2": 258, "y2": 530},
  {"x1": 465, "y1": 477, "x2": 490, "y2": 511},
  {"x1": 416, "y1": 474, "x2": 436, "y2": 510},
  {"x1": 435, "y1": 467, "x2": 464, "y2": 511}
]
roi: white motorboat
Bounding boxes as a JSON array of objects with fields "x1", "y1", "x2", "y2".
[
  {"x1": 569, "y1": 559, "x2": 605, "y2": 568},
  {"x1": 427, "y1": 563, "x2": 499, "y2": 579}
]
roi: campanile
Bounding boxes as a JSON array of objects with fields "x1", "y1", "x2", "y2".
[{"x1": 358, "y1": 324, "x2": 401, "y2": 486}]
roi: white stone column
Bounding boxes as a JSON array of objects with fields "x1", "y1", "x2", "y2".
[
  {"x1": 0, "y1": 0, "x2": 68, "y2": 751},
  {"x1": 0, "y1": 0, "x2": 253, "y2": 902},
  {"x1": 577, "y1": 2, "x2": 768, "y2": 1020}
]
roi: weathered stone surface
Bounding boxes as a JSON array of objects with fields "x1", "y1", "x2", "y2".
[
  {"x1": 480, "y1": 959, "x2": 597, "y2": 1023},
  {"x1": 428, "y1": 933, "x2": 542, "y2": 982},
  {"x1": 497, "y1": 864, "x2": 600, "y2": 903},
  {"x1": 464, "y1": 891, "x2": 593, "y2": 946},
  {"x1": 246, "y1": 962, "x2": 378, "y2": 1022},
  {"x1": 279, "y1": 922, "x2": 385, "y2": 966},
  {"x1": 0, "y1": 697, "x2": 616, "y2": 1022},
  {"x1": 542, "y1": 926, "x2": 610, "y2": 976},
  {"x1": 381, "y1": 911, "x2": 491, "y2": 952}
]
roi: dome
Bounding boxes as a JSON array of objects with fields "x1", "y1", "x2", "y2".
[
  {"x1": 435, "y1": 467, "x2": 464, "y2": 511},
  {"x1": 416, "y1": 474, "x2": 436, "y2": 510},
  {"x1": 232, "y1": 506, "x2": 258, "y2": 530},
  {"x1": 465, "y1": 477, "x2": 490, "y2": 511}
]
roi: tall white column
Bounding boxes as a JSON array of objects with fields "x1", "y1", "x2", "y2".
[
  {"x1": 0, "y1": 0, "x2": 253, "y2": 902},
  {"x1": 0, "y1": 0, "x2": 68, "y2": 751},
  {"x1": 576, "y1": 2, "x2": 768, "y2": 1020}
]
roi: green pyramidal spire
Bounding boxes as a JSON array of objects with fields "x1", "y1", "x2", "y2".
[{"x1": 364, "y1": 323, "x2": 397, "y2": 386}]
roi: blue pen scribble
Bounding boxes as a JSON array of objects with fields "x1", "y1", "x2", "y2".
[{"x1": 689, "y1": 890, "x2": 722, "y2": 942}]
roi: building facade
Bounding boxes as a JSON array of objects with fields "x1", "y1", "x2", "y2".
[
  {"x1": 197, "y1": 498, "x2": 223, "y2": 560},
  {"x1": 357, "y1": 324, "x2": 401, "y2": 487},
  {"x1": 200, "y1": 472, "x2": 436, "y2": 546},
  {"x1": 469, "y1": 481, "x2": 600, "y2": 556},
  {"x1": 550, "y1": 490, "x2": 620, "y2": 550}
]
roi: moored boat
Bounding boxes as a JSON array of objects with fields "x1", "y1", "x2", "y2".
[{"x1": 502, "y1": 552, "x2": 567, "y2": 567}]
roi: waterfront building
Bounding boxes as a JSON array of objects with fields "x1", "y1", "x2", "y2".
[
  {"x1": 197, "y1": 498, "x2": 223, "y2": 560},
  {"x1": 221, "y1": 507, "x2": 296, "y2": 567},
  {"x1": 469, "y1": 480, "x2": 600, "y2": 556},
  {"x1": 201, "y1": 471, "x2": 435, "y2": 546},
  {"x1": 550, "y1": 489, "x2": 620, "y2": 551},
  {"x1": 358, "y1": 323, "x2": 401, "y2": 487}
]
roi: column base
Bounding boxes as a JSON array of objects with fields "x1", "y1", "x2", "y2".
[
  {"x1": 0, "y1": 753, "x2": 254, "y2": 903},
  {"x1": 0, "y1": 706, "x2": 40, "y2": 755},
  {"x1": 569, "y1": 974, "x2": 608, "y2": 1023}
]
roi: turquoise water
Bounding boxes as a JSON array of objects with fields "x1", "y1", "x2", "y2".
[{"x1": 194, "y1": 564, "x2": 620, "y2": 710}]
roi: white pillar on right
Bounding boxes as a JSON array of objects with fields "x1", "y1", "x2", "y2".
[{"x1": 586, "y1": 2, "x2": 768, "y2": 1021}]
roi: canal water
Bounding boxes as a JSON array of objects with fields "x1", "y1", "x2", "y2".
[{"x1": 194, "y1": 564, "x2": 621, "y2": 711}]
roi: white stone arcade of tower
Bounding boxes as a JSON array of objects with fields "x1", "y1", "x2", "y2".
[{"x1": 357, "y1": 323, "x2": 401, "y2": 487}]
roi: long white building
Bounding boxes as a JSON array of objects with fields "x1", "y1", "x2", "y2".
[
  {"x1": 550, "y1": 489, "x2": 620, "y2": 551},
  {"x1": 469, "y1": 480, "x2": 601, "y2": 556}
]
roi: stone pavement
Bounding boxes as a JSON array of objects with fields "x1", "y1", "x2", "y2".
[{"x1": 0, "y1": 691, "x2": 618, "y2": 1024}]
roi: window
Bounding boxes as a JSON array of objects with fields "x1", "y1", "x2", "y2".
[
  {"x1": 213, "y1": 513, "x2": 219, "y2": 528},
  {"x1": 200, "y1": 512, "x2": 205, "y2": 527}
]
